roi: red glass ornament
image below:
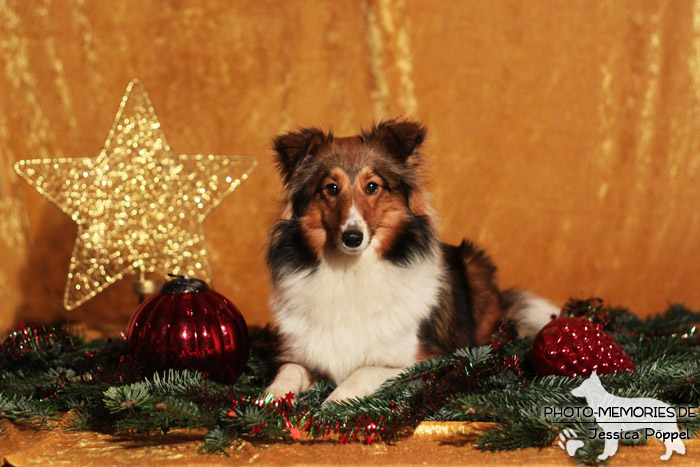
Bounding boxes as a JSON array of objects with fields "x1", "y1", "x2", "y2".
[
  {"x1": 126, "y1": 276, "x2": 249, "y2": 384},
  {"x1": 531, "y1": 317, "x2": 635, "y2": 377}
]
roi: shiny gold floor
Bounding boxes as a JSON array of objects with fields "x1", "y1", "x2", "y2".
[{"x1": 2, "y1": 422, "x2": 698, "y2": 466}]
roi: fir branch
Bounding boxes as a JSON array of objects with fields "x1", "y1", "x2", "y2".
[
  {"x1": 0, "y1": 394, "x2": 60, "y2": 427},
  {"x1": 200, "y1": 426, "x2": 233, "y2": 455},
  {"x1": 103, "y1": 382, "x2": 153, "y2": 414}
]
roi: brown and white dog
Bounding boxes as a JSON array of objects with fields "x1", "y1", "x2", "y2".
[{"x1": 265, "y1": 120, "x2": 557, "y2": 403}]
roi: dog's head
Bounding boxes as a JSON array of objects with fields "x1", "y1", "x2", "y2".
[{"x1": 272, "y1": 120, "x2": 431, "y2": 257}]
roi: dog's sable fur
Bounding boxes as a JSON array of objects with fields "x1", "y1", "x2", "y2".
[{"x1": 266, "y1": 120, "x2": 556, "y2": 402}]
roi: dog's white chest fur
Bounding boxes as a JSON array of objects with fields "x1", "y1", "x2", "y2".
[{"x1": 271, "y1": 250, "x2": 442, "y2": 384}]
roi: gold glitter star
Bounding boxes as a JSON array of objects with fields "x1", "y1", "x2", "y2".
[{"x1": 14, "y1": 80, "x2": 256, "y2": 310}]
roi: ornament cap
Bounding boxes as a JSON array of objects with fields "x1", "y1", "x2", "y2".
[{"x1": 161, "y1": 274, "x2": 210, "y2": 294}]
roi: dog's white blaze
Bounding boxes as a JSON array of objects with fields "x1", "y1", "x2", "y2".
[
  {"x1": 270, "y1": 248, "x2": 443, "y2": 384},
  {"x1": 342, "y1": 205, "x2": 365, "y2": 231},
  {"x1": 340, "y1": 204, "x2": 370, "y2": 252}
]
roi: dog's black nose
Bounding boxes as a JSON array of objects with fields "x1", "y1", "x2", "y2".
[{"x1": 342, "y1": 230, "x2": 363, "y2": 248}]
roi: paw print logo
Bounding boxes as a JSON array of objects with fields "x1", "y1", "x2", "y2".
[{"x1": 558, "y1": 428, "x2": 584, "y2": 456}]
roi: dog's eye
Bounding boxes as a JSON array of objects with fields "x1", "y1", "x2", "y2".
[
  {"x1": 325, "y1": 183, "x2": 339, "y2": 196},
  {"x1": 365, "y1": 182, "x2": 379, "y2": 195}
]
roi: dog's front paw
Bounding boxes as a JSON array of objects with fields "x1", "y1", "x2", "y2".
[
  {"x1": 323, "y1": 384, "x2": 364, "y2": 405},
  {"x1": 266, "y1": 363, "x2": 313, "y2": 400},
  {"x1": 323, "y1": 366, "x2": 403, "y2": 405},
  {"x1": 265, "y1": 381, "x2": 297, "y2": 400}
]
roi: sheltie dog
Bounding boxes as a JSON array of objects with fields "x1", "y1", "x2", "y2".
[{"x1": 265, "y1": 120, "x2": 558, "y2": 402}]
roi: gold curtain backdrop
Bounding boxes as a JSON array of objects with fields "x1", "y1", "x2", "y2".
[{"x1": 1, "y1": 0, "x2": 700, "y2": 334}]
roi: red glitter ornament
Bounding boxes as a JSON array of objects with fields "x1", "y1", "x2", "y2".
[
  {"x1": 531, "y1": 317, "x2": 635, "y2": 377},
  {"x1": 126, "y1": 275, "x2": 249, "y2": 384}
]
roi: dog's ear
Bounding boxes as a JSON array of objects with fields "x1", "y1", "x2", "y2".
[
  {"x1": 273, "y1": 128, "x2": 329, "y2": 182},
  {"x1": 365, "y1": 119, "x2": 426, "y2": 162}
]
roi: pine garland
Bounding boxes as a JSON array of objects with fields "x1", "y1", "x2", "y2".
[{"x1": 0, "y1": 299, "x2": 699, "y2": 465}]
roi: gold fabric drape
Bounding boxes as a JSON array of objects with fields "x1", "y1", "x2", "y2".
[{"x1": 2, "y1": 1, "x2": 700, "y2": 334}]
